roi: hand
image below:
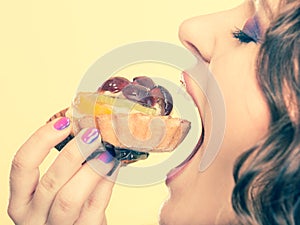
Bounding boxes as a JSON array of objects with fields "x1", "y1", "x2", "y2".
[{"x1": 8, "y1": 117, "x2": 119, "y2": 225}]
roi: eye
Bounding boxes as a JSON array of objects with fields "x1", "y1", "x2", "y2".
[
  {"x1": 233, "y1": 14, "x2": 262, "y2": 44},
  {"x1": 233, "y1": 29, "x2": 257, "y2": 43}
]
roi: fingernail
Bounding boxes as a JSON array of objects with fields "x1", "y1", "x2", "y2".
[
  {"x1": 98, "y1": 151, "x2": 114, "y2": 163},
  {"x1": 54, "y1": 117, "x2": 70, "y2": 130},
  {"x1": 81, "y1": 128, "x2": 99, "y2": 144}
]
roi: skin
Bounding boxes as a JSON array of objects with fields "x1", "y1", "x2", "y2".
[
  {"x1": 159, "y1": 0, "x2": 278, "y2": 224},
  {"x1": 8, "y1": 118, "x2": 118, "y2": 225},
  {"x1": 8, "y1": 0, "x2": 280, "y2": 225}
]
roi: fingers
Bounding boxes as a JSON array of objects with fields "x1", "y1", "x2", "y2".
[
  {"x1": 9, "y1": 116, "x2": 120, "y2": 225},
  {"x1": 8, "y1": 117, "x2": 71, "y2": 218},
  {"x1": 74, "y1": 166, "x2": 120, "y2": 225},
  {"x1": 46, "y1": 154, "x2": 119, "y2": 225},
  {"x1": 29, "y1": 127, "x2": 102, "y2": 224}
]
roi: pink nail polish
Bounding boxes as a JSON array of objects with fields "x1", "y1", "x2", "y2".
[
  {"x1": 81, "y1": 128, "x2": 99, "y2": 144},
  {"x1": 54, "y1": 117, "x2": 70, "y2": 130},
  {"x1": 98, "y1": 151, "x2": 114, "y2": 163}
]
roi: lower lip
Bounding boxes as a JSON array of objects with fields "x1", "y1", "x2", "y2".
[
  {"x1": 165, "y1": 133, "x2": 204, "y2": 185},
  {"x1": 165, "y1": 163, "x2": 188, "y2": 186}
]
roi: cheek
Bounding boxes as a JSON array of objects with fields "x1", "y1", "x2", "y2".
[
  {"x1": 211, "y1": 50, "x2": 270, "y2": 150},
  {"x1": 160, "y1": 50, "x2": 271, "y2": 224}
]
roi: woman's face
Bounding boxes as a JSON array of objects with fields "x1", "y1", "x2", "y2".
[{"x1": 159, "y1": 1, "x2": 277, "y2": 224}]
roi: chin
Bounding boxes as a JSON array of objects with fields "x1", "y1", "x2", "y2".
[
  {"x1": 159, "y1": 199, "x2": 186, "y2": 225},
  {"x1": 159, "y1": 193, "x2": 237, "y2": 225},
  {"x1": 159, "y1": 197, "x2": 200, "y2": 225}
]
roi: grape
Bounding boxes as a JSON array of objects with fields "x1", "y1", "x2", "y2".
[
  {"x1": 150, "y1": 85, "x2": 173, "y2": 115},
  {"x1": 98, "y1": 76, "x2": 173, "y2": 115},
  {"x1": 98, "y1": 77, "x2": 130, "y2": 93},
  {"x1": 140, "y1": 95, "x2": 155, "y2": 107},
  {"x1": 122, "y1": 84, "x2": 153, "y2": 107},
  {"x1": 133, "y1": 76, "x2": 155, "y2": 89}
]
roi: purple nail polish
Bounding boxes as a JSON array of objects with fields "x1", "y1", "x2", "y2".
[
  {"x1": 54, "y1": 117, "x2": 70, "y2": 130},
  {"x1": 81, "y1": 128, "x2": 99, "y2": 144},
  {"x1": 98, "y1": 151, "x2": 114, "y2": 163}
]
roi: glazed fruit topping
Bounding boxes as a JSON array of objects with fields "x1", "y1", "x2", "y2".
[
  {"x1": 122, "y1": 84, "x2": 154, "y2": 107},
  {"x1": 97, "y1": 76, "x2": 173, "y2": 115},
  {"x1": 98, "y1": 77, "x2": 130, "y2": 93},
  {"x1": 150, "y1": 85, "x2": 173, "y2": 116},
  {"x1": 74, "y1": 92, "x2": 157, "y2": 116},
  {"x1": 133, "y1": 76, "x2": 156, "y2": 89}
]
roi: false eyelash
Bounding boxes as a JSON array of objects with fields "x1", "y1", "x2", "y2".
[{"x1": 232, "y1": 28, "x2": 257, "y2": 44}]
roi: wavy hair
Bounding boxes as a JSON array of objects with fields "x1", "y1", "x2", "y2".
[{"x1": 231, "y1": 1, "x2": 300, "y2": 224}]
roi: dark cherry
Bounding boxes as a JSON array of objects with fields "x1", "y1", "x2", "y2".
[
  {"x1": 122, "y1": 84, "x2": 153, "y2": 106},
  {"x1": 150, "y1": 85, "x2": 173, "y2": 115},
  {"x1": 133, "y1": 76, "x2": 156, "y2": 89},
  {"x1": 98, "y1": 77, "x2": 130, "y2": 93}
]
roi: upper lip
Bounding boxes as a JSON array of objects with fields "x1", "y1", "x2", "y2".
[
  {"x1": 182, "y1": 71, "x2": 205, "y2": 126},
  {"x1": 165, "y1": 73, "x2": 206, "y2": 184},
  {"x1": 182, "y1": 71, "x2": 206, "y2": 157}
]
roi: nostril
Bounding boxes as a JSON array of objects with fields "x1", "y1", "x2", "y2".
[{"x1": 184, "y1": 41, "x2": 211, "y2": 63}]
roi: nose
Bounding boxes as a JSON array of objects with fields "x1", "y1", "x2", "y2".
[
  {"x1": 178, "y1": 2, "x2": 253, "y2": 64},
  {"x1": 178, "y1": 16, "x2": 216, "y2": 63}
]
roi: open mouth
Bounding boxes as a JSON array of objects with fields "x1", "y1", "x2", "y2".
[
  {"x1": 165, "y1": 72, "x2": 206, "y2": 185},
  {"x1": 165, "y1": 126, "x2": 204, "y2": 185}
]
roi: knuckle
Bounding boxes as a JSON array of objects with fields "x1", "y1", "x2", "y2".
[
  {"x1": 11, "y1": 154, "x2": 26, "y2": 170},
  {"x1": 55, "y1": 194, "x2": 77, "y2": 213},
  {"x1": 39, "y1": 172, "x2": 59, "y2": 194},
  {"x1": 85, "y1": 197, "x2": 102, "y2": 212},
  {"x1": 84, "y1": 193, "x2": 108, "y2": 214},
  {"x1": 7, "y1": 205, "x2": 22, "y2": 224}
]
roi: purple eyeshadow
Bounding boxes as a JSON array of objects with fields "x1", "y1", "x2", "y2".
[{"x1": 242, "y1": 14, "x2": 262, "y2": 42}]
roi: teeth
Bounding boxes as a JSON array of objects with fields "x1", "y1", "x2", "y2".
[
  {"x1": 180, "y1": 82, "x2": 186, "y2": 90},
  {"x1": 180, "y1": 73, "x2": 187, "y2": 88}
]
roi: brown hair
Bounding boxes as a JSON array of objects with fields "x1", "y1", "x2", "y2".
[{"x1": 232, "y1": 0, "x2": 300, "y2": 224}]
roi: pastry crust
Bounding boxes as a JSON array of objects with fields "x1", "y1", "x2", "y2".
[{"x1": 66, "y1": 108, "x2": 191, "y2": 152}]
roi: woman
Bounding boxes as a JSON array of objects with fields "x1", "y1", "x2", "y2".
[{"x1": 8, "y1": 0, "x2": 300, "y2": 224}]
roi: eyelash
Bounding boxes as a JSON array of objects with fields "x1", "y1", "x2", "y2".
[{"x1": 232, "y1": 28, "x2": 257, "y2": 44}]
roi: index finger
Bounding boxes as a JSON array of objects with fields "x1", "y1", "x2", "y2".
[{"x1": 9, "y1": 117, "x2": 71, "y2": 211}]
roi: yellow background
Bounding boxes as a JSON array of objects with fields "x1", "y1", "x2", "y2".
[{"x1": 1, "y1": 0, "x2": 242, "y2": 224}]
